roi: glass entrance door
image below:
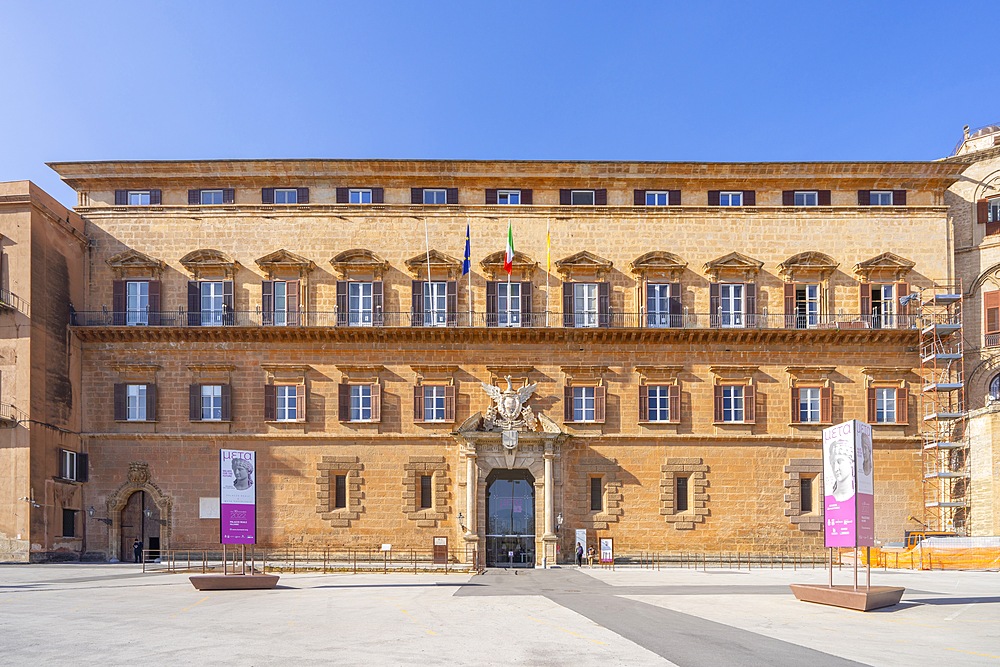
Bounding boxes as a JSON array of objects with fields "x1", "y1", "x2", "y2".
[{"x1": 485, "y1": 469, "x2": 535, "y2": 568}]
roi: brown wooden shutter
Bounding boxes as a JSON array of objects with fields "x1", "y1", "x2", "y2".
[
  {"x1": 446, "y1": 188, "x2": 459, "y2": 204},
  {"x1": 782, "y1": 191, "x2": 795, "y2": 206},
  {"x1": 895, "y1": 282, "x2": 909, "y2": 322},
  {"x1": 336, "y1": 187, "x2": 349, "y2": 203},
  {"x1": 112, "y1": 280, "x2": 126, "y2": 325},
  {"x1": 668, "y1": 385, "x2": 680, "y2": 423},
  {"x1": 745, "y1": 283, "x2": 757, "y2": 321},
  {"x1": 669, "y1": 190, "x2": 681, "y2": 205},
  {"x1": 371, "y1": 383, "x2": 381, "y2": 421},
  {"x1": 115, "y1": 190, "x2": 127, "y2": 205},
  {"x1": 668, "y1": 283, "x2": 682, "y2": 327},
  {"x1": 817, "y1": 190, "x2": 831, "y2": 206},
  {"x1": 708, "y1": 190, "x2": 720, "y2": 206},
  {"x1": 598, "y1": 282, "x2": 611, "y2": 327},
  {"x1": 287, "y1": 280, "x2": 300, "y2": 326},
  {"x1": 336, "y1": 281, "x2": 348, "y2": 326},
  {"x1": 709, "y1": 283, "x2": 720, "y2": 327},
  {"x1": 148, "y1": 280, "x2": 161, "y2": 325},
  {"x1": 372, "y1": 281, "x2": 384, "y2": 326},
  {"x1": 564, "y1": 386, "x2": 574, "y2": 422},
  {"x1": 145, "y1": 384, "x2": 157, "y2": 421},
  {"x1": 411, "y1": 188, "x2": 422, "y2": 204},
  {"x1": 190, "y1": 384, "x2": 201, "y2": 421},
  {"x1": 485, "y1": 281, "x2": 497, "y2": 327},
  {"x1": 743, "y1": 384, "x2": 755, "y2": 423},
  {"x1": 296, "y1": 384, "x2": 306, "y2": 422},
  {"x1": 893, "y1": 190, "x2": 906, "y2": 205},
  {"x1": 978, "y1": 199, "x2": 990, "y2": 223},
  {"x1": 114, "y1": 383, "x2": 126, "y2": 421},
  {"x1": 413, "y1": 385, "x2": 424, "y2": 422},
  {"x1": 638, "y1": 384, "x2": 648, "y2": 422},
  {"x1": 188, "y1": 189, "x2": 200, "y2": 204},
  {"x1": 743, "y1": 191, "x2": 756, "y2": 206},
  {"x1": 76, "y1": 453, "x2": 89, "y2": 482},
  {"x1": 485, "y1": 189, "x2": 498, "y2": 205},
  {"x1": 784, "y1": 283, "x2": 796, "y2": 328},
  {"x1": 444, "y1": 385, "x2": 456, "y2": 421},
  {"x1": 188, "y1": 281, "x2": 201, "y2": 326},
  {"x1": 446, "y1": 280, "x2": 457, "y2": 326},
  {"x1": 790, "y1": 387, "x2": 800, "y2": 423},
  {"x1": 857, "y1": 190, "x2": 870, "y2": 205},
  {"x1": 262, "y1": 281, "x2": 274, "y2": 326},
  {"x1": 338, "y1": 383, "x2": 350, "y2": 421},
  {"x1": 520, "y1": 189, "x2": 533, "y2": 204},
  {"x1": 984, "y1": 291, "x2": 1000, "y2": 334},
  {"x1": 896, "y1": 387, "x2": 908, "y2": 424},
  {"x1": 296, "y1": 187, "x2": 309, "y2": 204},
  {"x1": 820, "y1": 386, "x2": 832, "y2": 423},
  {"x1": 222, "y1": 188, "x2": 235, "y2": 204},
  {"x1": 563, "y1": 283, "x2": 575, "y2": 327},
  {"x1": 221, "y1": 384, "x2": 231, "y2": 421},
  {"x1": 149, "y1": 189, "x2": 161, "y2": 205},
  {"x1": 559, "y1": 189, "x2": 571, "y2": 205},
  {"x1": 261, "y1": 188, "x2": 275, "y2": 204},
  {"x1": 860, "y1": 283, "x2": 871, "y2": 319},
  {"x1": 520, "y1": 281, "x2": 533, "y2": 326},
  {"x1": 595, "y1": 385, "x2": 606, "y2": 423},
  {"x1": 264, "y1": 385, "x2": 276, "y2": 421},
  {"x1": 867, "y1": 388, "x2": 876, "y2": 423},
  {"x1": 223, "y1": 281, "x2": 234, "y2": 325},
  {"x1": 633, "y1": 190, "x2": 646, "y2": 206},
  {"x1": 411, "y1": 281, "x2": 424, "y2": 326},
  {"x1": 713, "y1": 385, "x2": 723, "y2": 422},
  {"x1": 372, "y1": 187, "x2": 384, "y2": 203}
]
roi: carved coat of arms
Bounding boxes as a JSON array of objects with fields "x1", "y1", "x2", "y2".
[{"x1": 481, "y1": 376, "x2": 538, "y2": 432}]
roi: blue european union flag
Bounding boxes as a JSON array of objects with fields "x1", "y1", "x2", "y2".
[{"x1": 462, "y1": 223, "x2": 471, "y2": 275}]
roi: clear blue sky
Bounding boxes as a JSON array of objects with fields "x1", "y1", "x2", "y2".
[{"x1": 2, "y1": 1, "x2": 998, "y2": 207}]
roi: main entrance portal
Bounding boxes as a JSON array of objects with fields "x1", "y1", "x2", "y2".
[{"x1": 485, "y1": 469, "x2": 536, "y2": 568}]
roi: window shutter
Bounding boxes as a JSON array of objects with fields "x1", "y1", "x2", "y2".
[
  {"x1": 371, "y1": 383, "x2": 381, "y2": 421},
  {"x1": 817, "y1": 190, "x2": 831, "y2": 206},
  {"x1": 559, "y1": 189, "x2": 571, "y2": 206},
  {"x1": 857, "y1": 190, "x2": 869, "y2": 206},
  {"x1": 563, "y1": 283, "x2": 574, "y2": 328},
  {"x1": 411, "y1": 281, "x2": 424, "y2": 326},
  {"x1": 713, "y1": 385, "x2": 723, "y2": 422},
  {"x1": 564, "y1": 386, "x2": 574, "y2": 422},
  {"x1": 190, "y1": 384, "x2": 201, "y2": 421},
  {"x1": 743, "y1": 191, "x2": 756, "y2": 206},
  {"x1": 984, "y1": 291, "x2": 1000, "y2": 334},
  {"x1": 784, "y1": 283, "x2": 796, "y2": 328},
  {"x1": 708, "y1": 190, "x2": 720, "y2": 206},
  {"x1": 598, "y1": 282, "x2": 611, "y2": 328},
  {"x1": 287, "y1": 280, "x2": 300, "y2": 326},
  {"x1": 188, "y1": 281, "x2": 201, "y2": 326},
  {"x1": 486, "y1": 281, "x2": 497, "y2": 327},
  {"x1": 221, "y1": 384, "x2": 231, "y2": 421},
  {"x1": 264, "y1": 385, "x2": 276, "y2": 421},
  {"x1": 446, "y1": 188, "x2": 459, "y2": 204},
  {"x1": 114, "y1": 383, "x2": 126, "y2": 421},
  {"x1": 745, "y1": 283, "x2": 757, "y2": 320},
  {"x1": 977, "y1": 199, "x2": 990, "y2": 223},
  {"x1": 148, "y1": 280, "x2": 161, "y2": 325},
  {"x1": 638, "y1": 385, "x2": 648, "y2": 422},
  {"x1": 520, "y1": 281, "x2": 533, "y2": 326},
  {"x1": 896, "y1": 387, "x2": 908, "y2": 424},
  {"x1": 867, "y1": 388, "x2": 876, "y2": 423},
  {"x1": 821, "y1": 386, "x2": 832, "y2": 423},
  {"x1": 520, "y1": 189, "x2": 532, "y2": 205},
  {"x1": 485, "y1": 189, "x2": 498, "y2": 205},
  {"x1": 782, "y1": 191, "x2": 795, "y2": 206},
  {"x1": 296, "y1": 187, "x2": 309, "y2": 204},
  {"x1": 296, "y1": 383, "x2": 307, "y2": 422},
  {"x1": 222, "y1": 188, "x2": 235, "y2": 205},
  {"x1": 595, "y1": 385, "x2": 606, "y2": 423},
  {"x1": 336, "y1": 281, "x2": 348, "y2": 326},
  {"x1": 413, "y1": 385, "x2": 424, "y2": 422},
  {"x1": 188, "y1": 189, "x2": 200, "y2": 205},
  {"x1": 593, "y1": 189, "x2": 607, "y2": 206},
  {"x1": 893, "y1": 190, "x2": 906, "y2": 206},
  {"x1": 709, "y1": 283, "x2": 720, "y2": 327},
  {"x1": 790, "y1": 387, "x2": 800, "y2": 423},
  {"x1": 372, "y1": 281, "x2": 383, "y2": 326},
  {"x1": 76, "y1": 453, "x2": 89, "y2": 483},
  {"x1": 338, "y1": 383, "x2": 350, "y2": 421},
  {"x1": 446, "y1": 280, "x2": 458, "y2": 326},
  {"x1": 262, "y1": 281, "x2": 274, "y2": 326},
  {"x1": 668, "y1": 385, "x2": 680, "y2": 423},
  {"x1": 411, "y1": 188, "x2": 422, "y2": 204},
  {"x1": 336, "y1": 188, "x2": 349, "y2": 204},
  {"x1": 115, "y1": 190, "x2": 128, "y2": 205},
  {"x1": 149, "y1": 189, "x2": 162, "y2": 205},
  {"x1": 743, "y1": 384, "x2": 755, "y2": 423},
  {"x1": 860, "y1": 283, "x2": 871, "y2": 318},
  {"x1": 146, "y1": 384, "x2": 157, "y2": 421},
  {"x1": 112, "y1": 280, "x2": 126, "y2": 325},
  {"x1": 444, "y1": 385, "x2": 456, "y2": 422},
  {"x1": 261, "y1": 188, "x2": 275, "y2": 204},
  {"x1": 668, "y1": 283, "x2": 682, "y2": 327},
  {"x1": 633, "y1": 190, "x2": 646, "y2": 206},
  {"x1": 372, "y1": 187, "x2": 384, "y2": 204},
  {"x1": 895, "y1": 282, "x2": 909, "y2": 321},
  {"x1": 669, "y1": 190, "x2": 682, "y2": 206},
  {"x1": 223, "y1": 281, "x2": 235, "y2": 325}
]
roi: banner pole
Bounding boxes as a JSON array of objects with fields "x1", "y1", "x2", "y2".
[
  {"x1": 468, "y1": 218, "x2": 472, "y2": 326},
  {"x1": 546, "y1": 219, "x2": 550, "y2": 327}
]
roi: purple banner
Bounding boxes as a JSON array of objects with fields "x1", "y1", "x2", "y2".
[
  {"x1": 220, "y1": 449, "x2": 256, "y2": 545},
  {"x1": 221, "y1": 503, "x2": 256, "y2": 544},
  {"x1": 823, "y1": 420, "x2": 875, "y2": 548}
]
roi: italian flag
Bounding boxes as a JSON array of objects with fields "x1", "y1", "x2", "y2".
[{"x1": 504, "y1": 221, "x2": 514, "y2": 274}]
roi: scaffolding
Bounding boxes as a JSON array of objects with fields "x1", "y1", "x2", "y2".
[{"x1": 919, "y1": 282, "x2": 969, "y2": 534}]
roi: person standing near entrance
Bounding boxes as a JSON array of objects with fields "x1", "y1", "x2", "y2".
[
  {"x1": 133, "y1": 538, "x2": 142, "y2": 564},
  {"x1": 575, "y1": 543, "x2": 584, "y2": 567}
]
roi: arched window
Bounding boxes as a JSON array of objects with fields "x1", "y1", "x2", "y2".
[{"x1": 990, "y1": 374, "x2": 1000, "y2": 402}]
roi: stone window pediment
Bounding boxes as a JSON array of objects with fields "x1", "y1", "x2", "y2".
[
  {"x1": 180, "y1": 249, "x2": 239, "y2": 280},
  {"x1": 106, "y1": 249, "x2": 166, "y2": 279},
  {"x1": 629, "y1": 251, "x2": 687, "y2": 281},
  {"x1": 555, "y1": 251, "x2": 613, "y2": 280},
  {"x1": 853, "y1": 252, "x2": 915, "y2": 282},
  {"x1": 330, "y1": 249, "x2": 389, "y2": 280},
  {"x1": 404, "y1": 250, "x2": 462, "y2": 280},
  {"x1": 777, "y1": 252, "x2": 839, "y2": 282},
  {"x1": 704, "y1": 252, "x2": 764, "y2": 282},
  {"x1": 255, "y1": 249, "x2": 315, "y2": 280},
  {"x1": 480, "y1": 251, "x2": 538, "y2": 281}
]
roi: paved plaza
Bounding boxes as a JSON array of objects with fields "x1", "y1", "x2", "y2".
[{"x1": 0, "y1": 563, "x2": 998, "y2": 666}]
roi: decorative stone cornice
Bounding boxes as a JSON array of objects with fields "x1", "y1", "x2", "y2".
[
  {"x1": 404, "y1": 249, "x2": 462, "y2": 280},
  {"x1": 255, "y1": 249, "x2": 316, "y2": 278},
  {"x1": 480, "y1": 250, "x2": 537, "y2": 281},
  {"x1": 179, "y1": 249, "x2": 239, "y2": 280},
  {"x1": 555, "y1": 251, "x2": 613, "y2": 280},
  {"x1": 853, "y1": 252, "x2": 915, "y2": 282},
  {"x1": 704, "y1": 252, "x2": 764, "y2": 282},
  {"x1": 630, "y1": 251, "x2": 687, "y2": 281},
  {"x1": 106, "y1": 249, "x2": 166, "y2": 279},
  {"x1": 777, "y1": 252, "x2": 839, "y2": 282},
  {"x1": 330, "y1": 249, "x2": 389, "y2": 280}
]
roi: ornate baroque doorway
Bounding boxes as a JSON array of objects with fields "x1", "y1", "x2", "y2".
[{"x1": 485, "y1": 469, "x2": 535, "y2": 568}]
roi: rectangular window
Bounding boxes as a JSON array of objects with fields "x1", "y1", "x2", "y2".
[
  {"x1": 349, "y1": 282, "x2": 374, "y2": 326},
  {"x1": 794, "y1": 191, "x2": 818, "y2": 206},
  {"x1": 420, "y1": 475, "x2": 433, "y2": 510},
  {"x1": 350, "y1": 384, "x2": 372, "y2": 421},
  {"x1": 794, "y1": 284, "x2": 820, "y2": 329},
  {"x1": 201, "y1": 385, "x2": 222, "y2": 421},
  {"x1": 423, "y1": 281, "x2": 448, "y2": 327},
  {"x1": 719, "y1": 191, "x2": 743, "y2": 206},
  {"x1": 273, "y1": 188, "x2": 298, "y2": 204},
  {"x1": 647, "y1": 385, "x2": 671, "y2": 422},
  {"x1": 571, "y1": 190, "x2": 596, "y2": 206},
  {"x1": 497, "y1": 190, "x2": 521, "y2": 205},
  {"x1": 870, "y1": 191, "x2": 893, "y2": 206},
  {"x1": 870, "y1": 284, "x2": 896, "y2": 328},
  {"x1": 200, "y1": 281, "x2": 225, "y2": 326},
  {"x1": 990, "y1": 198, "x2": 1000, "y2": 223},
  {"x1": 676, "y1": 476, "x2": 689, "y2": 512},
  {"x1": 875, "y1": 387, "x2": 896, "y2": 423},
  {"x1": 334, "y1": 474, "x2": 347, "y2": 509},
  {"x1": 573, "y1": 386, "x2": 596, "y2": 422},
  {"x1": 798, "y1": 387, "x2": 821, "y2": 423},
  {"x1": 423, "y1": 189, "x2": 447, "y2": 205},
  {"x1": 719, "y1": 283, "x2": 744, "y2": 327},
  {"x1": 498, "y1": 282, "x2": 521, "y2": 327},
  {"x1": 646, "y1": 283, "x2": 676, "y2": 328},
  {"x1": 573, "y1": 283, "x2": 599, "y2": 328},
  {"x1": 721, "y1": 385, "x2": 744, "y2": 423},
  {"x1": 272, "y1": 281, "x2": 287, "y2": 326},
  {"x1": 127, "y1": 384, "x2": 147, "y2": 421},
  {"x1": 645, "y1": 191, "x2": 670, "y2": 206},
  {"x1": 349, "y1": 189, "x2": 372, "y2": 204},
  {"x1": 60, "y1": 449, "x2": 78, "y2": 481},
  {"x1": 423, "y1": 385, "x2": 447, "y2": 422},
  {"x1": 200, "y1": 190, "x2": 224, "y2": 205},
  {"x1": 126, "y1": 280, "x2": 149, "y2": 326},
  {"x1": 62, "y1": 509, "x2": 76, "y2": 538},
  {"x1": 276, "y1": 385, "x2": 298, "y2": 422},
  {"x1": 590, "y1": 477, "x2": 603, "y2": 511},
  {"x1": 800, "y1": 477, "x2": 814, "y2": 513},
  {"x1": 127, "y1": 191, "x2": 151, "y2": 206}
]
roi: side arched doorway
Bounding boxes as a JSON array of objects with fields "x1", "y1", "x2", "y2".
[
  {"x1": 485, "y1": 469, "x2": 535, "y2": 568},
  {"x1": 119, "y1": 491, "x2": 162, "y2": 562}
]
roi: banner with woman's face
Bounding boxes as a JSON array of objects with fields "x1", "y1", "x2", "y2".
[
  {"x1": 220, "y1": 449, "x2": 256, "y2": 544},
  {"x1": 822, "y1": 420, "x2": 874, "y2": 548}
]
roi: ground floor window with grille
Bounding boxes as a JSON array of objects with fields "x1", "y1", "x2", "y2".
[
  {"x1": 420, "y1": 474, "x2": 433, "y2": 509},
  {"x1": 62, "y1": 509, "x2": 77, "y2": 537},
  {"x1": 590, "y1": 477, "x2": 603, "y2": 511},
  {"x1": 675, "y1": 476, "x2": 689, "y2": 512},
  {"x1": 334, "y1": 474, "x2": 347, "y2": 509}
]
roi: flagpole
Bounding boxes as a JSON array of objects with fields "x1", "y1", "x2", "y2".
[
  {"x1": 467, "y1": 218, "x2": 472, "y2": 327},
  {"x1": 424, "y1": 217, "x2": 431, "y2": 326},
  {"x1": 507, "y1": 218, "x2": 512, "y2": 326},
  {"x1": 546, "y1": 218, "x2": 551, "y2": 327}
]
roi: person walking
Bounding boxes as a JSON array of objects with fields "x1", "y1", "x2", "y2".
[
  {"x1": 575, "y1": 543, "x2": 584, "y2": 567},
  {"x1": 132, "y1": 538, "x2": 143, "y2": 564}
]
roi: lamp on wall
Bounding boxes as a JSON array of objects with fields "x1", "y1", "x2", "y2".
[
  {"x1": 556, "y1": 513, "x2": 563, "y2": 533},
  {"x1": 87, "y1": 506, "x2": 112, "y2": 526},
  {"x1": 457, "y1": 512, "x2": 465, "y2": 531},
  {"x1": 143, "y1": 508, "x2": 167, "y2": 526}
]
